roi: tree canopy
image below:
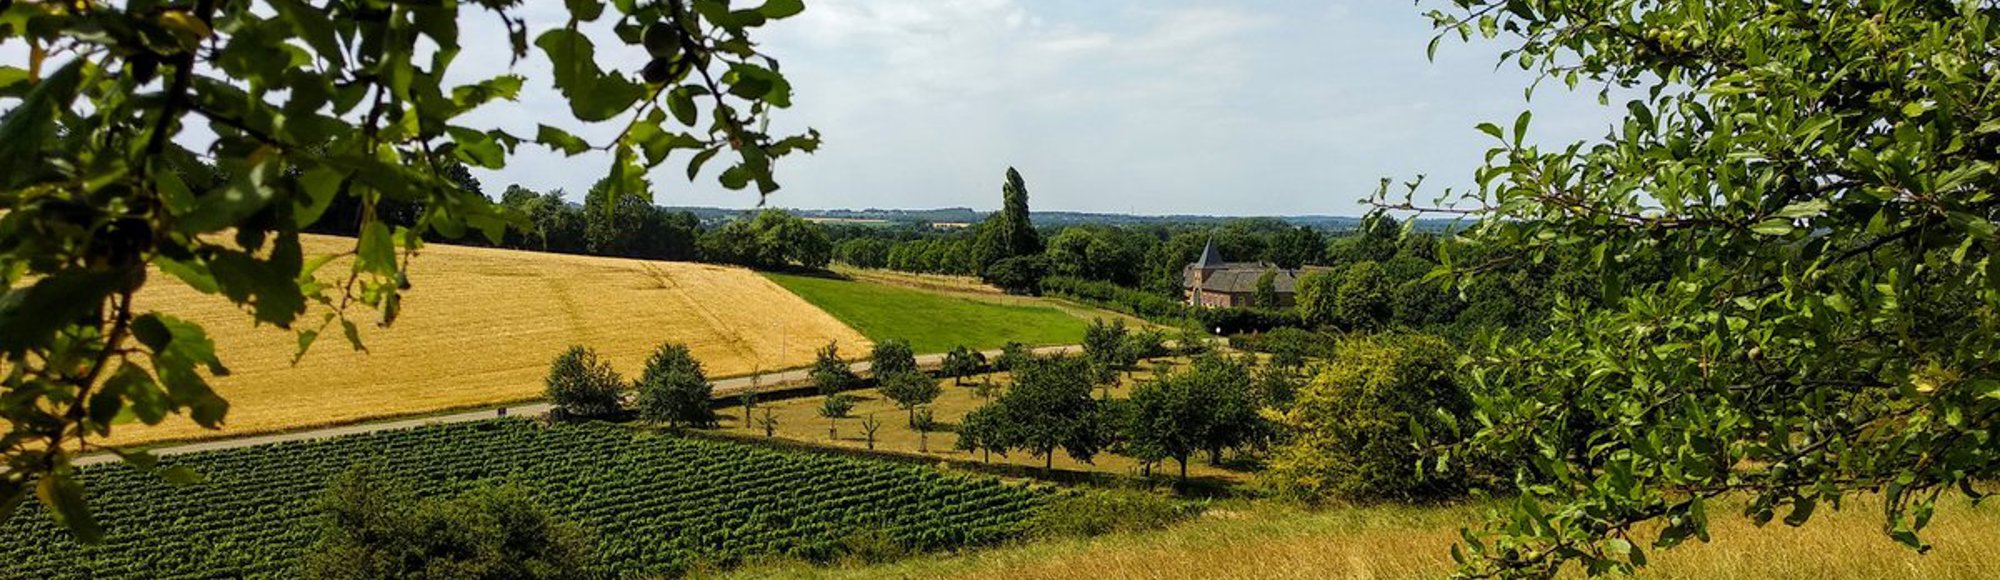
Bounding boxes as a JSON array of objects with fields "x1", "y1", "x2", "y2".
[
  {"x1": 0, "y1": 0, "x2": 813, "y2": 537},
  {"x1": 1393, "y1": 1, "x2": 2000, "y2": 576}
]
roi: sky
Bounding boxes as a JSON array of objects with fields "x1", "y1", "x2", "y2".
[{"x1": 4, "y1": 1, "x2": 1630, "y2": 217}]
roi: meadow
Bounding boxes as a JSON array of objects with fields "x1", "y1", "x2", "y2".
[
  {"x1": 114, "y1": 235, "x2": 868, "y2": 445},
  {"x1": 762, "y1": 272, "x2": 1095, "y2": 353},
  {"x1": 0, "y1": 421, "x2": 1049, "y2": 579}
]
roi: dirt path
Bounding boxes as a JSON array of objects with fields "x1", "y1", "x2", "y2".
[{"x1": 74, "y1": 344, "x2": 1082, "y2": 466}]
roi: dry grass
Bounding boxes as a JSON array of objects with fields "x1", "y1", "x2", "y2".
[
  {"x1": 830, "y1": 265, "x2": 1004, "y2": 295},
  {"x1": 731, "y1": 495, "x2": 2000, "y2": 580},
  {"x1": 112, "y1": 235, "x2": 868, "y2": 445},
  {"x1": 708, "y1": 357, "x2": 1252, "y2": 483}
]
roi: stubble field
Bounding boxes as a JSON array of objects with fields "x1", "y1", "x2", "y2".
[{"x1": 111, "y1": 235, "x2": 869, "y2": 445}]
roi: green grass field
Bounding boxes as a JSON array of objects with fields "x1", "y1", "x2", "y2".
[{"x1": 764, "y1": 272, "x2": 1094, "y2": 353}]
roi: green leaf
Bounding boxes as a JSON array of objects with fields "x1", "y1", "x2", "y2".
[
  {"x1": 565, "y1": 0, "x2": 605, "y2": 22},
  {"x1": 1475, "y1": 122, "x2": 1503, "y2": 141},
  {"x1": 1750, "y1": 219, "x2": 1794, "y2": 236},
  {"x1": 1774, "y1": 199, "x2": 1829, "y2": 219},
  {"x1": 37, "y1": 470, "x2": 102, "y2": 543},
  {"x1": 536, "y1": 28, "x2": 644, "y2": 122},
  {"x1": 760, "y1": 0, "x2": 805, "y2": 19},
  {"x1": 357, "y1": 222, "x2": 397, "y2": 277},
  {"x1": 0, "y1": 268, "x2": 131, "y2": 354},
  {"x1": 0, "y1": 59, "x2": 85, "y2": 188},
  {"x1": 1512, "y1": 110, "x2": 1531, "y2": 145},
  {"x1": 535, "y1": 124, "x2": 592, "y2": 156}
]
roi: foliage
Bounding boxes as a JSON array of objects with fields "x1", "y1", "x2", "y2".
[
  {"x1": 1125, "y1": 354, "x2": 1261, "y2": 481},
  {"x1": 0, "y1": 421, "x2": 1050, "y2": 577},
  {"x1": 1024, "y1": 489, "x2": 1202, "y2": 539},
  {"x1": 974, "y1": 355, "x2": 1109, "y2": 471},
  {"x1": 1331, "y1": 260, "x2": 1391, "y2": 331},
  {"x1": 810, "y1": 342, "x2": 861, "y2": 396},
  {"x1": 954, "y1": 404, "x2": 1008, "y2": 463},
  {"x1": 974, "y1": 167, "x2": 1044, "y2": 275},
  {"x1": 870, "y1": 338, "x2": 919, "y2": 378},
  {"x1": 1264, "y1": 333, "x2": 1465, "y2": 503},
  {"x1": 700, "y1": 209, "x2": 834, "y2": 269},
  {"x1": 1386, "y1": 1, "x2": 2000, "y2": 576},
  {"x1": 818, "y1": 393, "x2": 857, "y2": 420},
  {"x1": 983, "y1": 255, "x2": 1048, "y2": 295},
  {"x1": 1295, "y1": 270, "x2": 1339, "y2": 328},
  {"x1": 1043, "y1": 275, "x2": 1191, "y2": 321},
  {"x1": 300, "y1": 467, "x2": 593, "y2": 580},
  {"x1": 545, "y1": 346, "x2": 624, "y2": 421},
  {"x1": 1251, "y1": 268, "x2": 1280, "y2": 309},
  {"x1": 941, "y1": 345, "x2": 987, "y2": 384},
  {"x1": 0, "y1": 0, "x2": 817, "y2": 535},
  {"x1": 879, "y1": 370, "x2": 942, "y2": 427},
  {"x1": 1232, "y1": 327, "x2": 1330, "y2": 370},
  {"x1": 993, "y1": 341, "x2": 1034, "y2": 372},
  {"x1": 635, "y1": 342, "x2": 716, "y2": 428},
  {"x1": 1081, "y1": 318, "x2": 1131, "y2": 369}
]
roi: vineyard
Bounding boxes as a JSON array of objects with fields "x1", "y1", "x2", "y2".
[{"x1": 0, "y1": 420, "x2": 1052, "y2": 578}]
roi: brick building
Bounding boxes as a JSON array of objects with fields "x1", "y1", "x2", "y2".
[{"x1": 1181, "y1": 240, "x2": 1311, "y2": 308}]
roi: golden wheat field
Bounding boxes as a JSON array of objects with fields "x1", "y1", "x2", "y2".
[{"x1": 109, "y1": 234, "x2": 869, "y2": 446}]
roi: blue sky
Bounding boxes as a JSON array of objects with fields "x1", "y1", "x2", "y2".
[
  {"x1": 2, "y1": 1, "x2": 1628, "y2": 217},
  {"x1": 485, "y1": 0, "x2": 1625, "y2": 217}
]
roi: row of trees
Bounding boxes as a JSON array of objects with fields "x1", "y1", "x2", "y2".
[
  {"x1": 544, "y1": 345, "x2": 717, "y2": 429},
  {"x1": 496, "y1": 181, "x2": 833, "y2": 270}
]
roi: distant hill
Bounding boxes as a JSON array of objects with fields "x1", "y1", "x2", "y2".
[{"x1": 660, "y1": 206, "x2": 1464, "y2": 232}]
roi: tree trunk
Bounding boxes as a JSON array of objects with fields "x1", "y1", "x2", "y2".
[
  {"x1": 1044, "y1": 452, "x2": 1053, "y2": 474},
  {"x1": 1208, "y1": 446, "x2": 1222, "y2": 466},
  {"x1": 828, "y1": 419, "x2": 837, "y2": 441},
  {"x1": 1178, "y1": 456, "x2": 1189, "y2": 483},
  {"x1": 919, "y1": 431, "x2": 928, "y2": 452}
]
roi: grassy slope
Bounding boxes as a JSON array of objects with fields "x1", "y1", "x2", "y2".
[
  {"x1": 763, "y1": 272, "x2": 1094, "y2": 353},
  {"x1": 115, "y1": 236, "x2": 868, "y2": 446},
  {"x1": 733, "y1": 496, "x2": 2000, "y2": 579}
]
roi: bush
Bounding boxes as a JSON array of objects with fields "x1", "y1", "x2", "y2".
[
  {"x1": 992, "y1": 341, "x2": 1032, "y2": 372},
  {"x1": 1263, "y1": 333, "x2": 1468, "y2": 502},
  {"x1": 810, "y1": 342, "x2": 860, "y2": 395},
  {"x1": 1024, "y1": 489, "x2": 1201, "y2": 539},
  {"x1": 870, "y1": 338, "x2": 918, "y2": 377},
  {"x1": 983, "y1": 255, "x2": 1047, "y2": 295},
  {"x1": 545, "y1": 346, "x2": 623, "y2": 420},
  {"x1": 635, "y1": 342, "x2": 716, "y2": 428},
  {"x1": 1193, "y1": 306, "x2": 1302, "y2": 335},
  {"x1": 1042, "y1": 276, "x2": 1189, "y2": 321},
  {"x1": 940, "y1": 345, "x2": 986, "y2": 384},
  {"x1": 301, "y1": 467, "x2": 593, "y2": 579}
]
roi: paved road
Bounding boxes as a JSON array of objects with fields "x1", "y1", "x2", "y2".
[{"x1": 75, "y1": 344, "x2": 1082, "y2": 466}]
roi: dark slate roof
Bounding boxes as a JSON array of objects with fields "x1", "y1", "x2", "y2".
[
  {"x1": 1195, "y1": 239, "x2": 1224, "y2": 269},
  {"x1": 1182, "y1": 262, "x2": 1316, "y2": 294}
]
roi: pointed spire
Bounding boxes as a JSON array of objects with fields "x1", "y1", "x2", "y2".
[{"x1": 1196, "y1": 238, "x2": 1223, "y2": 269}]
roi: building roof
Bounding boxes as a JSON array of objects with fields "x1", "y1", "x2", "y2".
[
  {"x1": 1183, "y1": 262, "x2": 1310, "y2": 294},
  {"x1": 1195, "y1": 239, "x2": 1224, "y2": 269}
]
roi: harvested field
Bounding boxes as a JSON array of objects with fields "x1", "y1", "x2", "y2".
[{"x1": 112, "y1": 235, "x2": 867, "y2": 446}]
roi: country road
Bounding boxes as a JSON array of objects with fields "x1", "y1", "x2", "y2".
[{"x1": 75, "y1": 344, "x2": 1082, "y2": 466}]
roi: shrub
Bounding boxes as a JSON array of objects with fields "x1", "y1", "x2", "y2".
[
  {"x1": 1024, "y1": 489, "x2": 1201, "y2": 539},
  {"x1": 635, "y1": 342, "x2": 716, "y2": 428},
  {"x1": 993, "y1": 341, "x2": 1033, "y2": 372},
  {"x1": 983, "y1": 255, "x2": 1046, "y2": 295},
  {"x1": 1041, "y1": 276, "x2": 1189, "y2": 321},
  {"x1": 301, "y1": 467, "x2": 593, "y2": 579},
  {"x1": 545, "y1": 346, "x2": 623, "y2": 420},
  {"x1": 1263, "y1": 333, "x2": 1468, "y2": 502},
  {"x1": 811, "y1": 342, "x2": 861, "y2": 395},
  {"x1": 870, "y1": 339, "x2": 918, "y2": 377},
  {"x1": 940, "y1": 345, "x2": 986, "y2": 384}
]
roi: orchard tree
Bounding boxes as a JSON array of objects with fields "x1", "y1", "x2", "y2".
[
  {"x1": 545, "y1": 346, "x2": 623, "y2": 421},
  {"x1": 985, "y1": 355, "x2": 1106, "y2": 472},
  {"x1": 1081, "y1": 318, "x2": 1129, "y2": 370},
  {"x1": 810, "y1": 341, "x2": 859, "y2": 395},
  {"x1": 869, "y1": 338, "x2": 918, "y2": 378},
  {"x1": 0, "y1": 0, "x2": 816, "y2": 538},
  {"x1": 940, "y1": 345, "x2": 986, "y2": 385},
  {"x1": 1387, "y1": 1, "x2": 2000, "y2": 576},
  {"x1": 817, "y1": 393, "x2": 855, "y2": 441},
  {"x1": 634, "y1": 342, "x2": 714, "y2": 428},
  {"x1": 879, "y1": 370, "x2": 941, "y2": 427}
]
